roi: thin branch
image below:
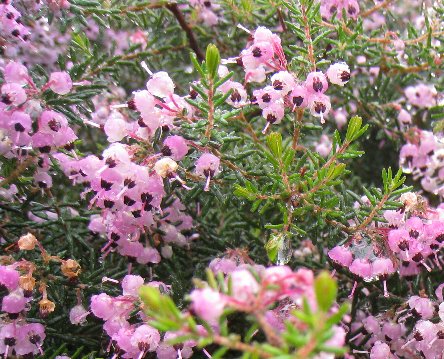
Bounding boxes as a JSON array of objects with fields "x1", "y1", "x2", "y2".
[
  {"x1": 212, "y1": 335, "x2": 272, "y2": 358},
  {"x1": 361, "y1": 0, "x2": 395, "y2": 18},
  {"x1": 292, "y1": 109, "x2": 304, "y2": 150},
  {"x1": 166, "y1": 4, "x2": 205, "y2": 61},
  {"x1": 354, "y1": 192, "x2": 390, "y2": 232},
  {"x1": 205, "y1": 80, "x2": 215, "y2": 138},
  {"x1": 300, "y1": 4, "x2": 316, "y2": 71},
  {"x1": 0, "y1": 156, "x2": 35, "y2": 188}
]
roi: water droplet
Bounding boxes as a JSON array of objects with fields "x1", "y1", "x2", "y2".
[
  {"x1": 400, "y1": 159, "x2": 412, "y2": 174},
  {"x1": 363, "y1": 275, "x2": 378, "y2": 283},
  {"x1": 277, "y1": 235, "x2": 293, "y2": 265}
]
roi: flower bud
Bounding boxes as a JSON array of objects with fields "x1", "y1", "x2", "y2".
[
  {"x1": 19, "y1": 275, "x2": 36, "y2": 292},
  {"x1": 39, "y1": 298, "x2": 56, "y2": 317},
  {"x1": 61, "y1": 259, "x2": 81, "y2": 279},
  {"x1": 154, "y1": 157, "x2": 178, "y2": 178},
  {"x1": 18, "y1": 233, "x2": 37, "y2": 250}
]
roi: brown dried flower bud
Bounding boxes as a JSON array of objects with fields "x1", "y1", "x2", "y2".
[
  {"x1": 19, "y1": 275, "x2": 36, "y2": 292},
  {"x1": 39, "y1": 298, "x2": 55, "y2": 317},
  {"x1": 18, "y1": 233, "x2": 37, "y2": 250},
  {"x1": 61, "y1": 259, "x2": 81, "y2": 279}
]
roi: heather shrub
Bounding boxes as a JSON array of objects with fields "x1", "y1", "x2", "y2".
[{"x1": 0, "y1": 0, "x2": 444, "y2": 358}]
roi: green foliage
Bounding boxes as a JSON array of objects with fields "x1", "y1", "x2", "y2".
[
  {"x1": 2, "y1": 0, "x2": 443, "y2": 356},
  {"x1": 205, "y1": 44, "x2": 221, "y2": 80},
  {"x1": 314, "y1": 271, "x2": 337, "y2": 312},
  {"x1": 139, "y1": 271, "x2": 348, "y2": 358}
]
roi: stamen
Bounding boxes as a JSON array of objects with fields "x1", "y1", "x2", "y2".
[
  {"x1": 349, "y1": 332, "x2": 363, "y2": 342},
  {"x1": 421, "y1": 261, "x2": 432, "y2": 272},
  {"x1": 101, "y1": 241, "x2": 113, "y2": 253},
  {"x1": 237, "y1": 24, "x2": 251, "y2": 34},
  {"x1": 428, "y1": 337, "x2": 438, "y2": 347},
  {"x1": 102, "y1": 276, "x2": 119, "y2": 284},
  {"x1": 117, "y1": 186, "x2": 129, "y2": 199},
  {"x1": 111, "y1": 104, "x2": 129, "y2": 109},
  {"x1": 434, "y1": 253, "x2": 442, "y2": 269},
  {"x1": 401, "y1": 338, "x2": 415, "y2": 349},
  {"x1": 83, "y1": 119, "x2": 101, "y2": 128},
  {"x1": 141, "y1": 61, "x2": 153, "y2": 76},
  {"x1": 262, "y1": 121, "x2": 271, "y2": 134},
  {"x1": 203, "y1": 349, "x2": 212, "y2": 358},
  {"x1": 348, "y1": 281, "x2": 357, "y2": 298},
  {"x1": 204, "y1": 175, "x2": 211, "y2": 192},
  {"x1": 70, "y1": 149, "x2": 79, "y2": 160},
  {"x1": 383, "y1": 280, "x2": 389, "y2": 297}
]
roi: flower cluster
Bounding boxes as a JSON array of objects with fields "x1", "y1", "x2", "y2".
[
  {"x1": 350, "y1": 293, "x2": 444, "y2": 359},
  {"x1": 140, "y1": 264, "x2": 347, "y2": 358},
  {"x1": 320, "y1": 0, "x2": 360, "y2": 21},
  {"x1": 230, "y1": 27, "x2": 351, "y2": 132},
  {"x1": 0, "y1": 232, "x2": 85, "y2": 358},
  {"x1": 0, "y1": 2, "x2": 31, "y2": 44},
  {"x1": 90, "y1": 275, "x2": 198, "y2": 359},
  {"x1": 0, "y1": 264, "x2": 46, "y2": 358},
  {"x1": 191, "y1": 265, "x2": 320, "y2": 325},
  {"x1": 0, "y1": 0, "x2": 443, "y2": 357},
  {"x1": 187, "y1": 0, "x2": 222, "y2": 26},
  {"x1": 329, "y1": 192, "x2": 444, "y2": 297},
  {"x1": 55, "y1": 68, "x2": 227, "y2": 263},
  {"x1": 0, "y1": 61, "x2": 77, "y2": 193},
  {"x1": 399, "y1": 129, "x2": 444, "y2": 196}
]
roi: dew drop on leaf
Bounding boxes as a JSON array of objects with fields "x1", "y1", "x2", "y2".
[{"x1": 276, "y1": 234, "x2": 293, "y2": 265}]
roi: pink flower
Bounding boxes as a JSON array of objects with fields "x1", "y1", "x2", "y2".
[
  {"x1": 305, "y1": 71, "x2": 328, "y2": 94},
  {"x1": 90, "y1": 293, "x2": 115, "y2": 320},
  {"x1": 156, "y1": 332, "x2": 194, "y2": 359},
  {"x1": 230, "y1": 269, "x2": 259, "y2": 305},
  {"x1": 349, "y1": 258, "x2": 372, "y2": 279},
  {"x1": 262, "y1": 101, "x2": 285, "y2": 133},
  {"x1": 290, "y1": 85, "x2": 309, "y2": 110},
  {"x1": 405, "y1": 84, "x2": 437, "y2": 108},
  {"x1": 104, "y1": 114, "x2": 130, "y2": 142},
  {"x1": 195, "y1": 153, "x2": 220, "y2": 191},
  {"x1": 147, "y1": 72, "x2": 175, "y2": 98},
  {"x1": 388, "y1": 228, "x2": 410, "y2": 253},
  {"x1": 69, "y1": 305, "x2": 89, "y2": 325},
  {"x1": 0, "y1": 266, "x2": 20, "y2": 290},
  {"x1": 326, "y1": 62, "x2": 350, "y2": 86},
  {"x1": 3, "y1": 61, "x2": 29, "y2": 85},
  {"x1": 48, "y1": 71, "x2": 73, "y2": 95},
  {"x1": 162, "y1": 136, "x2": 189, "y2": 161},
  {"x1": 190, "y1": 288, "x2": 226, "y2": 322},
  {"x1": 397, "y1": 109, "x2": 412, "y2": 126},
  {"x1": 308, "y1": 93, "x2": 331, "y2": 123},
  {"x1": 121, "y1": 275, "x2": 144, "y2": 297},
  {"x1": 270, "y1": 71, "x2": 296, "y2": 93},
  {"x1": 1, "y1": 83, "x2": 27, "y2": 106},
  {"x1": 315, "y1": 134, "x2": 332, "y2": 157},
  {"x1": 328, "y1": 246, "x2": 353, "y2": 266},
  {"x1": 370, "y1": 341, "x2": 395, "y2": 359},
  {"x1": 253, "y1": 86, "x2": 282, "y2": 109},
  {"x1": 219, "y1": 81, "x2": 248, "y2": 108},
  {"x1": 137, "y1": 247, "x2": 161, "y2": 264},
  {"x1": 34, "y1": 171, "x2": 53, "y2": 189},
  {"x1": 130, "y1": 325, "x2": 161, "y2": 353},
  {"x1": 2, "y1": 289, "x2": 26, "y2": 313}
]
